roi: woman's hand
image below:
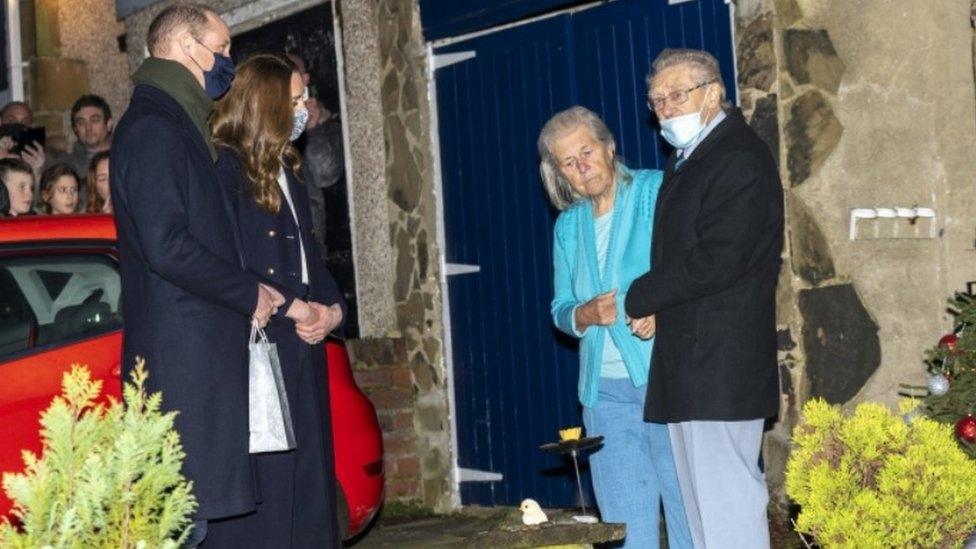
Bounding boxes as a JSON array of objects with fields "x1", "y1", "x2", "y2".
[
  {"x1": 627, "y1": 314, "x2": 656, "y2": 340},
  {"x1": 295, "y1": 302, "x2": 342, "y2": 345},
  {"x1": 285, "y1": 298, "x2": 314, "y2": 323},
  {"x1": 574, "y1": 289, "x2": 617, "y2": 332}
]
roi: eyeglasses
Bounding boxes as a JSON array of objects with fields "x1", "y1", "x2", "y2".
[{"x1": 647, "y1": 80, "x2": 716, "y2": 112}]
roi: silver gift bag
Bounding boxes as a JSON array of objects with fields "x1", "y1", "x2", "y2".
[{"x1": 248, "y1": 324, "x2": 296, "y2": 453}]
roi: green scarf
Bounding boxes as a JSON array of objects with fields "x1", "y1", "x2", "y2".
[{"x1": 131, "y1": 57, "x2": 216, "y2": 161}]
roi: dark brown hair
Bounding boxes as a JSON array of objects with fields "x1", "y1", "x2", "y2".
[
  {"x1": 39, "y1": 163, "x2": 80, "y2": 214},
  {"x1": 86, "y1": 150, "x2": 111, "y2": 213},
  {"x1": 212, "y1": 52, "x2": 301, "y2": 214}
]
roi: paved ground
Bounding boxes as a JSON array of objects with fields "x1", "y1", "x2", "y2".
[
  {"x1": 347, "y1": 506, "x2": 627, "y2": 549},
  {"x1": 345, "y1": 503, "x2": 804, "y2": 549},
  {"x1": 347, "y1": 506, "x2": 504, "y2": 548}
]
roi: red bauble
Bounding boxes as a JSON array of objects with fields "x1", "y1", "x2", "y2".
[
  {"x1": 955, "y1": 415, "x2": 976, "y2": 444},
  {"x1": 939, "y1": 333, "x2": 959, "y2": 353}
]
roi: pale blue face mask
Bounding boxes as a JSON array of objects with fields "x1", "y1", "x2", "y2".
[{"x1": 659, "y1": 88, "x2": 712, "y2": 150}]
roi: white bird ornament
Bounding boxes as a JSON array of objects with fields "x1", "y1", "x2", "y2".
[{"x1": 519, "y1": 498, "x2": 549, "y2": 525}]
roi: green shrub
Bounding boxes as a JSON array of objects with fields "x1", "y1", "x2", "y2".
[
  {"x1": 786, "y1": 399, "x2": 976, "y2": 548},
  {"x1": 0, "y1": 360, "x2": 196, "y2": 548}
]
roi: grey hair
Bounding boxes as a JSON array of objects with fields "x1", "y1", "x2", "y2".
[
  {"x1": 646, "y1": 48, "x2": 732, "y2": 110},
  {"x1": 538, "y1": 106, "x2": 623, "y2": 211}
]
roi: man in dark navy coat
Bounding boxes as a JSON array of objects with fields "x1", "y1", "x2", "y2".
[
  {"x1": 624, "y1": 49, "x2": 784, "y2": 549},
  {"x1": 110, "y1": 4, "x2": 284, "y2": 545}
]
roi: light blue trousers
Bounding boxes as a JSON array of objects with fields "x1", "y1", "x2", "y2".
[
  {"x1": 668, "y1": 420, "x2": 770, "y2": 549},
  {"x1": 582, "y1": 378, "x2": 693, "y2": 549}
]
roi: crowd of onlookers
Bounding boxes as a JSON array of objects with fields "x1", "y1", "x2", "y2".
[
  {"x1": 0, "y1": 95, "x2": 113, "y2": 217},
  {"x1": 0, "y1": 77, "x2": 341, "y2": 261}
]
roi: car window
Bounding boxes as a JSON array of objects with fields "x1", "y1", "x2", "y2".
[{"x1": 0, "y1": 254, "x2": 122, "y2": 359}]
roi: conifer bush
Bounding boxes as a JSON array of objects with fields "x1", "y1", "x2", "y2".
[
  {"x1": 0, "y1": 360, "x2": 197, "y2": 548},
  {"x1": 786, "y1": 399, "x2": 976, "y2": 548}
]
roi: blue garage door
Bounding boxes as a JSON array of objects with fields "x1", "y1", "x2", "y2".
[{"x1": 433, "y1": 0, "x2": 736, "y2": 507}]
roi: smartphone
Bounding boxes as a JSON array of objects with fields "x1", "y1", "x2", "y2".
[{"x1": 0, "y1": 124, "x2": 46, "y2": 154}]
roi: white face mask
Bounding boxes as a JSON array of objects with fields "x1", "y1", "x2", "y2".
[{"x1": 659, "y1": 90, "x2": 711, "y2": 149}]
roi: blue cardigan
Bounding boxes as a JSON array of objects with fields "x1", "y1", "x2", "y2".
[{"x1": 551, "y1": 167, "x2": 663, "y2": 408}]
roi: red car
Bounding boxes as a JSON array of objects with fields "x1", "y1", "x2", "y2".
[{"x1": 0, "y1": 214, "x2": 383, "y2": 538}]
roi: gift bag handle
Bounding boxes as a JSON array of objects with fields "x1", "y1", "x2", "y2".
[{"x1": 250, "y1": 322, "x2": 271, "y2": 346}]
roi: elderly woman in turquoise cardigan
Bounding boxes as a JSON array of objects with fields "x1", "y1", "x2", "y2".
[{"x1": 542, "y1": 106, "x2": 691, "y2": 549}]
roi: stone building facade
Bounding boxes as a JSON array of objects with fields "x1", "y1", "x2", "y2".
[
  {"x1": 18, "y1": 0, "x2": 127, "y2": 152},
  {"x1": 733, "y1": 0, "x2": 976, "y2": 500},
  {"x1": 19, "y1": 0, "x2": 976, "y2": 512}
]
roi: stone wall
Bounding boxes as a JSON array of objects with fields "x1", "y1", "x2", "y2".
[
  {"x1": 26, "y1": 0, "x2": 89, "y2": 152},
  {"x1": 21, "y1": 0, "x2": 128, "y2": 153},
  {"x1": 734, "y1": 0, "x2": 976, "y2": 500},
  {"x1": 375, "y1": 0, "x2": 452, "y2": 511},
  {"x1": 57, "y1": 0, "x2": 128, "y2": 135}
]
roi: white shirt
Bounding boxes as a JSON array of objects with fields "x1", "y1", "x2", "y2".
[{"x1": 277, "y1": 168, "x2": 309, "y2": 284}]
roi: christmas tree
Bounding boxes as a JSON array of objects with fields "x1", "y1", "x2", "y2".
[
  {"x1": 917, "y1": 291, "x2": 976, "y2": 458},
  {"x1": 0, "y1": 360, "x2": 197, "y2": 547}
]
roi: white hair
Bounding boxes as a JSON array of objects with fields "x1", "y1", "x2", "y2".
[{"x1": 537, "y1": 106, "x2": 626, "y2": 211}]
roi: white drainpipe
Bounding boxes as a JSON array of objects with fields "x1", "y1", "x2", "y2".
[{"x1": 6, "y1": 0, "x2": 25, "y2": 101}]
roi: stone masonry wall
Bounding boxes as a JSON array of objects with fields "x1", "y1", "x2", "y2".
[
  {"x1": 57, "y1": 0, "x2": 128, "y2": 140},
  {"x1": 28, "y1": 0, "x2": 90, "y2": 153},
  {"x1": 375, "y1": 0, "x2": 452, "y2": 511},
  {"x1": 734, "y1": 0, "x2": 976, "y2": 501}
]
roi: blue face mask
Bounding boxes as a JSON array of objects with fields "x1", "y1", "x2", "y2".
[{"x1": 190, "y1": 38, "x2": 235, "y2": 99}]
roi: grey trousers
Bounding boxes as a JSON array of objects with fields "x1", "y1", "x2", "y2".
[{"x1": 668, "y1": 420, "x2": 770, "y2": 549}]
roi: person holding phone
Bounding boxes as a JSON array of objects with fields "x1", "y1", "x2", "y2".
[{"x1": 0, "y1": 102, "x2": 47, "y2": 186}]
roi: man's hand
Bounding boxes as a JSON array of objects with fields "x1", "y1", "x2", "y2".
[
  {"x1": 0, "y1": 137, "x2": 17, "y2": 159},
  {"x1": 295, "y1": 302, "x2": 342, "y2": 344},
  {"x1": 22, "y1": 142, "x2": 45, "y2": 180},
  {"x1": 252, "y1": 284, "x2": 285, "y2": 327},
  {"x1": 627, "y1": 314, "x2": 656, "y2": 340},
  {"x1": 574, "y1": 289, "x2": 617, "y2": 332}
]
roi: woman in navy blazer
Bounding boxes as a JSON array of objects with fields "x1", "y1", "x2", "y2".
[{"x1": 207, "y1": 52, "x2": 345, "y2": 548}]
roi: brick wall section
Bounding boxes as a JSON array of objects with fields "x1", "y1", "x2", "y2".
[{"x1": 347, "y1": 337, "x2": 422, "y2": 501}]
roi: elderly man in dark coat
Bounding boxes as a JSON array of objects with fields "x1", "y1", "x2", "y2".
[
  {"x1": 624, "y1": 48, "x2": 784, "y2": 549},
  {"x1": 110, "y1": 4, "x2": 283, "y2": 546}
]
